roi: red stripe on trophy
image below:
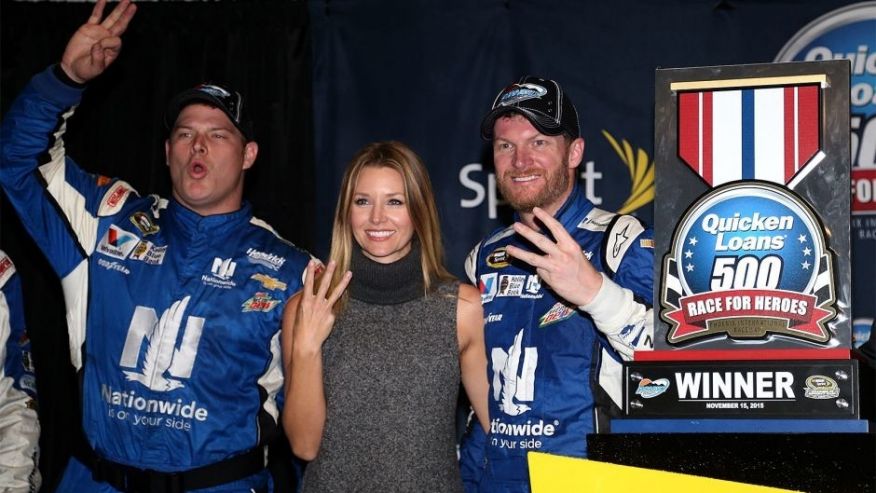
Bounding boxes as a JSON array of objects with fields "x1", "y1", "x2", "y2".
[
  {"x1": 797, "y1": 85, "x2": 819, "y2": 174},
  {"x1": 784, "y1": 86, "x2": 796, "y2": 182},
  {"x1": 702, "y1": 91, "x2": 713, "y2": 185},
  {"x1": 678, "y1": 92, "x2": 701, "y2": 180}
]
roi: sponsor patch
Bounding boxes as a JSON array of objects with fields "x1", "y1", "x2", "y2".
[
  {"x1": 130, "y1": 211, "x2": 160, "y2": 236},
  {"x1": 480, "y1": 273, "x2": 497, "y2": 303},
  {"x1": 487, "y1": 247, "x2": 511, "y2": 268},
  {"x1": 640, "y1": 238, "x2": 655, "y2": 249},
  {"x1": 242, "y1": 292, "x2": 281, "y2": 312},
  {"x1": 485, "y1": 313, "x2": 503, "y2": 324},
  {"x1": 100, "y1": 181, "x2": 133, "y2": 216},
  {"x1": 635, "y1": 378, "x2": 671, "y2": 399},
  {"x1": 498, "y1": 83, "x2": 547, "y2": 106},
  {"x1": 251, "y1": 273, "x2": 287, "y2": 291},
  {"x1": 539, "y1": 302, "x2": 575, "y2": 327},
  {"x1": 96, "y1": 175, "x2": 112, "y2": 187},
  {"x1": 97, "y1": 258, "x2": 131, "y2": 275},
  {"x1": 803, "y1": 375, "x2": 840, "y2": 400},
  {"x1": 524, "y1": 275, "x2": 541, "y2": 295},
  {"x1": 130, "y1": 241, "x2": 167, "y2": 265},
  {"x1": 202, "y1": 257, "x2": 237, "y2": 289},
  {"x1": 497, "y1": 275, "x2": 525, "y2": 297},
  {"x1": 97, "y1": 225, "x2": 139, "y2": 260},
  {"x1": 0, "y1": 255, "x2": 14, "y2": 286},
  {"x1": 247, "y1": 248, "x2": 286, "y2": 271}
]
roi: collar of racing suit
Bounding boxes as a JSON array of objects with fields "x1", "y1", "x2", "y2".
[{"x1": 166, "y1": 198, "x2": 253, "y2": 238}]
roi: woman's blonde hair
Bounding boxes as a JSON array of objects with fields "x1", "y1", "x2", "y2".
[{"x1": 328, "y1": 141, "x2": 453, "y2": 310}]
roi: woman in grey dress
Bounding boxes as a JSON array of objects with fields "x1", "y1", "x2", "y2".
[{"x1": 282, "y1": 141, "x2": 490, "y2": 492}]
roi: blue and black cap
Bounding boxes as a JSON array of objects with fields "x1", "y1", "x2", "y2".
[
  {"x1": 481, "y1": 75, "x2": 579, "y2": 140},
  {"x1": 165, "y1": 82, "x2": 254, "y2": 141}
]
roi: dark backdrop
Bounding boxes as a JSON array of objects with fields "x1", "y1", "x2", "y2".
[
  {"x1": 1, "y1": 2, "x2": 313, "y2": 490},
  {"x1": 1, "y1": 1, "x2": 874, "y2": 491}
]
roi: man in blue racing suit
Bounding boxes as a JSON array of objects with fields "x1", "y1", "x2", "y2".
[
  {"x1": 460, "y1": 76, "x2": 654, "y2": 492},
  {"x1": 0, "y1": 1, "x2": 311, "y2": 491}
]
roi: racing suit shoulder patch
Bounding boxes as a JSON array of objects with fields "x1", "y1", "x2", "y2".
[
  {"x1": 602, "y1": 214, "x2": 645, "y2": 276},
  {"x1": 98, "y1": 180, "x2": 137, "y2": 217},
  {"x1": 0, "y1": 252, "x2": 15, "y2": 287},
  {"x1": 577, "y1": 207, "x2": 616, "y2": 232}
]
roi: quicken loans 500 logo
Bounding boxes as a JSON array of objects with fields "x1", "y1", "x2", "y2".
[{"x1": 660, "y1": 182, "x2": 836, "y2": 345}]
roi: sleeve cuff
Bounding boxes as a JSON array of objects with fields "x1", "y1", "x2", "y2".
[{"x1": 579, "y1": 273, "x2": 633, "y2": 335}]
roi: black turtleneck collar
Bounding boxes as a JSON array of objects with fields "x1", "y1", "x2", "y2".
[{"x1": 349, "y1": 241, "x2": 424, "y2": 305}]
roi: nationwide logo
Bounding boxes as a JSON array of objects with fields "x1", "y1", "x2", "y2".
[
  {"x1": 242, "y1": 292, "x2": 281, "y2": 312},
  {"x1": 130, "y1": 241, "x2": 167, "y2": 265},
  {"x1": 487, "y1": 247, "x2": 511, "y2": 268},
  {"x1": 246, "y1": 248, "x2": 286, "y2": 271},
  {"x1": 251, "y1": 273, "x2": 287, "y2": 291},
  {"x1": 803, "y1": 375, "x2": 840, "y2": 400},
  {"x1": 120, "y1": 296, "x2": 205, "y2": 392},
  {"x1": 538, "y1": 302, "x2": 575, "y2": 328},
  {"x1": 97, "y1": 225, "x2": 139, "y2": 260},
  {"x1": 202, "y1": 258, "x2": 237, "y2": 288},
  {"x1": 129, "y1": 211, "x2": 160, "y2": 236},
  {"x1": 635, "y1": 378, "x2": 671, "y2": 399},
  {"x1": 491, "y1": 329, "x2": 537, "y2": 416},
  {"x1": 661, "y1": 181, "x2": 836, "y2": 345},
  {"x1": 102, "y1": 384, "x2": 209, "y2": 422}
]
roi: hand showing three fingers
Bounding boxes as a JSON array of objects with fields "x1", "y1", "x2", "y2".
[
  {"x1": 60, "y1": 0, "x2": 137, "y2": 84},
  {"x1": 293, "y1": 260, "x2": 352, "y2": 353},
  {"x1": 505, "y1": 207, "x2": 603, "y2": 307}
]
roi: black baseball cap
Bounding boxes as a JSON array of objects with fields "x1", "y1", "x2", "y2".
[
  {"x1": 481, "y1": 76, "x2": 579, "y2": 140},
  {"x1": 164, "y1": 82, "x2": 254, "y2": 141}
]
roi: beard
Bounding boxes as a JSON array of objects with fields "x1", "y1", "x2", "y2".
[{"x1": 497, "y1": 158, "x2": 572, "y2": 213}]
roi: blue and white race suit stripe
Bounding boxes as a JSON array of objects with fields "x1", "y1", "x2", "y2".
[
  {"x1": 461, "y1": 184, "x2": 653, "y2": 493},
  {"x1": 0, "y1": 66, "x2": 311, "y2": 492}
]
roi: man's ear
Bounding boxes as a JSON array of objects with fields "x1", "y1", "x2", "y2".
[
  {"x1": 567, "y1": 137, "x2": 585, "y2": 169},
  {"x1": 243, "y1": 141, "x2": 259, "y2": 170}
]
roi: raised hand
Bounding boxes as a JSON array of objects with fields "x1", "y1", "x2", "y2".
[
  {"x1": 505, "y1": 206, "x2": 603, "y2": 307},
  {"x1": 292, "y1": 260, "x2": 352, "y2": 353},
  {"x1": 60, "y1": 0, "x2": 137, "y2": 84}
]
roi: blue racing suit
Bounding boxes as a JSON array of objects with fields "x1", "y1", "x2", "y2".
[
  {"x1": 461, "y1": 184, "x2": 653, "y2": 493},
  {"x1": 0, "y1": 66, "x2": 311, "y2": 492},
  {"x1": 0, "y1": 250, "x2": 41, "y2": 492}
]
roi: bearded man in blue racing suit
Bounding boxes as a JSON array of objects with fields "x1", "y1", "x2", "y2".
[
  {"x1": 460, "y1": 76, "x2": 654, "y2": 493},
  {"x1": 0, "y1": 1, "x2": 311, "y2": 491}
]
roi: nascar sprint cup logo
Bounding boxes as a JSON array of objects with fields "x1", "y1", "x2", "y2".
[{"x1": 661, "y1": 181, "x2": 836, "y2": 345}]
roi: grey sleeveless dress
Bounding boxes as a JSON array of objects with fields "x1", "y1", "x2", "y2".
[{"x1": 302, "y1": 246, "x2": 463, "y2": 493}]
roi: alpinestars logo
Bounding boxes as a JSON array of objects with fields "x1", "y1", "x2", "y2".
[
  {"x1": 491, "y1": 329, "x2": 538, "y2": 416},
  {"x1": 120, "y1": 296, "x2": 205, "y2": 391}
]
